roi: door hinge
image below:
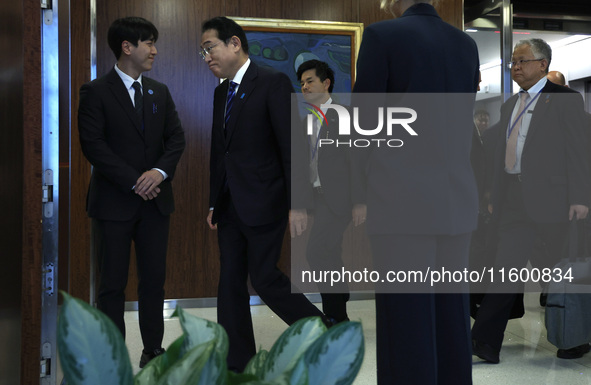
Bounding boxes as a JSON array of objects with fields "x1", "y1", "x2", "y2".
[{"x1": 40, "y1": 343, "x2": 52, "y2": 377}]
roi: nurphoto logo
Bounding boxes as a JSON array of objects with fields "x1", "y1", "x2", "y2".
[{"x1": 305, "y1": 102, "x2": 418, "y2": 148}]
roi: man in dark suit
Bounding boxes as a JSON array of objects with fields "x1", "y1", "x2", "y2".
[
  {"x1": 471, "y1": 38, "x2": 590, "y2": 363},
  {"x1": 201, "y1": 16, "x2": 327, "y2": 371},
  {"x1": 353, "y1": 1, "x2": 480, "y2": 384},
  {"x1": 295, "y1": 60, "x2": 365, "y2": 324},
  {"x1": 78, "y1": 17, "x2": 185, "y2": 367}
]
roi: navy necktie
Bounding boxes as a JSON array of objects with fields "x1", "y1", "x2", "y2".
[
  {"x1": 132, "y1": 81, "x2": 143, "y2": 125},
  {"x1": 224, "y1": 81, "x2": 238, "y2": 134}
]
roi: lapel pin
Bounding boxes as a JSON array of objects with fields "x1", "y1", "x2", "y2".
[
  {"x1": 153, "y1": 103, "x2": 157, "y2": 113},
  {"x1": 240, "y1": 93, "x2": 245, "y2": 99},
  {"x1": 148, "y1": 89, "x2": 154, "y2": 95}
]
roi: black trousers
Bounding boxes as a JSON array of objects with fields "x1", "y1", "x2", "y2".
[
  {"x1": 472, "y1": 177, "x2": 568, "y2": 352},
  {"x1": 306, "y1": 191, "x2": 351, "y2": 322},
  {"x1": 216, "y1": 196, "x2": 325, "y2": 371},
  {"x1": 371, "y1": 233, "x2": 473, "y2": 385},
  {"x1": 93, "y1": 200, "x2": 169, "y2": 351}
]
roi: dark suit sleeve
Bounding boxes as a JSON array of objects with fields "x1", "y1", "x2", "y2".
[
  {"x1": 208, "y1": 85, "x2": 224, "y2": 209},
  {"x1": 353, "y1": 27, "x2": 388, "y2": 94},
  {"x1": 78, "y1": 83, "x2": 140, "y2": 191},
  {"x1": 563, "y1": 92, "x2": 591, "y2": 206},
  {"x1": 152, "y1": 84, "x2": 185, "y2": 180},
  {"x1": 267, "y1": 71, "x2": 294, "y2": 205},
  {"x1": 350, "y1": 26, "x2": 390, "y2": 204},
  {"x1": 291, "y1": 117, "x2": 314, "y2": 210}
]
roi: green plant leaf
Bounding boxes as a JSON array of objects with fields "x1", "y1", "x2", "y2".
[
  {"x1": 243, "y1": 349, "x2": 268, "y2": 377},
  {"x1": 228, "y1": 371, "x2": 289, "y2": 385},
  {"x1": 262, "y1": 316, "x2": 326, "y2": 382},
  {"x1": 133, "y1": 354, "x2": 165, "y2": 384},
  {"x1": 302, "y1": 321, "x2": 365, "y2": 385},
  {"x1": 161, "y1": 335, "x2": 186, "y2": 370},
  {"x1": 196, "y1": 346, "x2": 227, "y2": 385},
  {"x1": 286, "y1": 358, "x2": 308, "y2": 385},
  {"x1": 57, "y1": 292, "x2": 133, "y2": 385},
  {"x1": 134, "y1": 335, "x2": 185, "y2": 384},
  {"x1": 227, "y1": 371, "x2": 259, "y2": 385},
  {"x1": 177, "y1": 307, "x2": 229, "y2": 358},
  {"x1": 155, "y1": 340, "x2": 215, "y2": 385}
]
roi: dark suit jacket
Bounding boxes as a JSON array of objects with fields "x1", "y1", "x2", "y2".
[
  {"x1": 209, "y1": 61, "x2": 292, "y2": 227},
  {"x1": 78, "y1": 68, "x2": 185, "y2": 220},
  {"x1": 490, "y1": 80, "x2": 590, "y2": 223},
  {"x1": 353, "y1": 3, "x2": 480, "y2": 235}
]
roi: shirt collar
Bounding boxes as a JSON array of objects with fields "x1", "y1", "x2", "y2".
[
  {"x1": 320, "y1": 97, "x2": 332, "y2": 113},
  {"x1": 520, "y1": 76, "x2": 547, "y2": 97},
  {"x1": 114, "y1": 64, "x2": 143, "y2": 90},
  {"x1": 231, "y1": 58, "x2": 251, "y2": 85}
]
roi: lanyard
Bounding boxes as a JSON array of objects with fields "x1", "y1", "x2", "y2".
[{"x1": 507, "y1": 90, "x2": 542, "y2": 139}]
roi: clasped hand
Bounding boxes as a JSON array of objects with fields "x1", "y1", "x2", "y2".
[{"x1": 135, "y1": 169, "x2": 163, "y2": 200}]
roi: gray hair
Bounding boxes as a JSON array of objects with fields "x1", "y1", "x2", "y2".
[
  {"x1": 515, "y1": 38, "x2": 552, "y2": 73},
  {"x1": 380, "y1": 0, "x2": 438, "y2": 12}
]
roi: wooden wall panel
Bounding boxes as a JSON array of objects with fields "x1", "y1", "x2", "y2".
[
  {"x1": 437, "y1": 0, "x2": 464, "y2": 29},
  {"x1": 70, "y1": 0, "x2": 93, "y2": 302},
  {"x1": 70, "y1": 0, "x2": 464, "y2": 302},
  {"x1": 0, "y1": 1, "x2": 24, "y2": 384},
  {"x1": 21, "y1": 0, "x2": 43, "y2": 383},
  {"x1": 281, "y1": 0, "x2": 355, "y2": 22}
]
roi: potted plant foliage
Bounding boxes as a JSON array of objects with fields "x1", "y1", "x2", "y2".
[{"x1": 57, "y1": 293, "x2": 365, "y2": 385}]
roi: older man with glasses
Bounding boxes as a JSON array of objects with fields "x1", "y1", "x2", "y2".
[
  {"x1": 472, "y1": 38, "x2": 590, "y2": 364},
  {"x1": 199, "y1": 16, "x2": 329, "y2": 372}
]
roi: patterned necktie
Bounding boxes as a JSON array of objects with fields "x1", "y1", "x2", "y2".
[
  {"x1": 224, "y1": 81, "x2": 238, "y2": 133},
  {"x1": 132, "y1": 81, "x2": 143, "y2": 123},
  {"x1": 505, "y1": 91, "x2": 529, "y2": 170}
]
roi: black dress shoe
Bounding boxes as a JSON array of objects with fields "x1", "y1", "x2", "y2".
[
  {"x1": 539, "y1": 292, "x2": 547, "y2": 307},
  {"x1": 557, "y1": 343, "x2": 591, "y2": 359},
  {"x1": 472, "y1": 340, "x2": 500, "y2": 364},
  {"x1": 139, "y1": 347, "x2": 165, "y2": 368}
]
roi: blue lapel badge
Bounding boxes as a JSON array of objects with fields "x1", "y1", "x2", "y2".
[
  {"x1": 240, "y1": 93, "x2": 245, "y2": 99},
  {"x1": 148, "y1": 89, "x2": 154, "y2": 95}
]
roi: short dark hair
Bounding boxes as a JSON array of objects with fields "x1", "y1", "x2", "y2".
[
  {"x1": 474, "y1": 109, "x2": 489, "y2": 118},
  {"x1": 202, "y1": 17, "x2": 249, "y2": 55},
  {"x1": 296, "y1": 60, "x2": 335, "y2": 93},
  {"x1": 108, "y1": 17, "x2": 158, "y2": 60}
]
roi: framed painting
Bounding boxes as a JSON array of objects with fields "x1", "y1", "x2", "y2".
[{"x1": 231, "y1": 17, "x2": 363, "y2": 93}]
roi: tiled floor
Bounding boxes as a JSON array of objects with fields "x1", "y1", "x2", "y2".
[{"x1": 122, "y1": 293, "x2": 591, "y2": 384}]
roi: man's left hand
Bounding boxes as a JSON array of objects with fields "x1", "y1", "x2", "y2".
[
  {"x1": 135, "y1": 169, "x2": 164, "y2": 196},
  {"x1": 289, "y1": 209, "x2": 308, "y2": 238},
  {"x1": 352, "y1": 204, "x2": 367, "y2": 226},
  {"x1": 569, "y1": 204, "x2": 589, "y2": 220}
]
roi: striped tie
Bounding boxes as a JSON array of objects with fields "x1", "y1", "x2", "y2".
[{"x1": 224, "y1": 81, "x2": 238, "y2": 133}]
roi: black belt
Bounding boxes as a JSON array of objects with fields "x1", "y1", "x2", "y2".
[{"x1": 505, "y1": 173, "x2": 522, "y2": 182}]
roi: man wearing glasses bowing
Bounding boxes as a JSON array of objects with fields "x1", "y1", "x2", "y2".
[{"x1": 200, "y1": 16, "x2": 328, "y2": 371}]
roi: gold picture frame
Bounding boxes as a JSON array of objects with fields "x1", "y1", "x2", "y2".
[{"x1": 231, "y1": 17, "x2": 364, "y2": 92}]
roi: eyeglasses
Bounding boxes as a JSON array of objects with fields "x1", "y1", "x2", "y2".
[
  {"x1": 507, "y1": 58, "x2": 544, "y2": 69},
  {"x1": 199, "y1": 42, "x2": 221, "y2": 60}
]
